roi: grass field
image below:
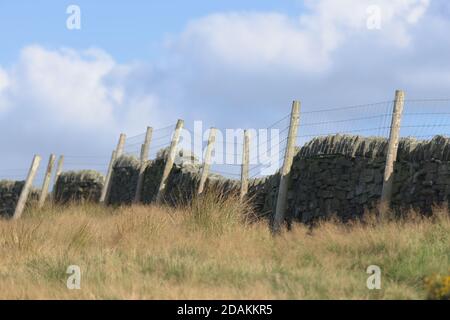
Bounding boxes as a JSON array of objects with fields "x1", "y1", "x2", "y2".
[{"x1": 0, "y1": 193, "x2": 449, "y2": 299}]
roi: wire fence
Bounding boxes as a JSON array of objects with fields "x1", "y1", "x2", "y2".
[
  {"x1": 182, "y1": 114, "x2": 293, "y2": 180},
  {"x1": 122, "y1": 123, "x2": 175, "y2": 159},
  {"x1": 208, "y1": 126, "x2": 245, "y2": 180},
  {"x1": 297, "y1": 101, "x2": 394, "y2": 146},
  {"x1": 2, "y1": 97, "x2": 450, "y2": 186},
  {"x1": 401, "y1": 99, "x2": 450, "y2": 139},
  {"x1": 184, "y1": 124, "x2": 245, "y2": 180},
  {"x1": 64, "y1": 155, "x2": 110, "y2": 175},
  {"x1": 247, "y1": 114, "x2": 291, "y2": 179}
]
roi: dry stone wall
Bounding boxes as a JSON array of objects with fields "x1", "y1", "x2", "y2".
[
  {"x1": 108, "y1": 156, "x2": 141, "y2": 205},
  {"x1": 247, "y1": 174, "x2": 280, "y2": 219},
  {"x1": 286, "y1": 135, "x2": 450, "y2": 223},
  {"x1": 4, "y1": 134, "x2": 450, "y2": 223},
  {"x1": 0, "y1": 180, "x2": 39, "y2": 218},
  {"x1": 140, "y1": 148, "x2": 203, "y2": 204},
  {"x1": 110, "y1": 148, "x2": 241, "y2": 206},
  {"x1": 53, "y1": 170, "x2": 104, "y2": 204},
  {"x1": 288, "y1": 155, "x2": 385, "y2": 222},
  {"x1": 391, "y1": 159, "x2": 450, "y2": 214},
  {"x1": 140, "y1": 150, "x2": 242, "y2": 205}
]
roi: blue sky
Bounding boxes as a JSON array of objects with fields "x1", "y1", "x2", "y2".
[
  {"x1": 0, "y1": 1, "x2": 305, "y2": 64},
  {"x1": 0, "y1": 0, "x2": 450, "y2": 181}
]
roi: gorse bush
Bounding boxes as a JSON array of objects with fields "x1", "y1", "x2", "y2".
[{"x1": 424, "y1": 274, "x2": 450, "y2": 300}]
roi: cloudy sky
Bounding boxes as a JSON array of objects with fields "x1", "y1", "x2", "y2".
[{"x1": 0, "y1": 0, "x2": 449, "y2": 180}]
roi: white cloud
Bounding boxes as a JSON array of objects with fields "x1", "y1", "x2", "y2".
[
  {"x1": 5, "y1": 46, "x2": 116, "y2": 128},
  {"x1": 0, "y1": 45, "x2": 168, "y2": 133},
  {"x1": 302, "y1": 0, "x2": 430, "y2": 47},
  {"x1": 1, "y1": 0, "x2": 450, "y2": 173},
  {"x1": 169, "y1": 0, "x2": 430, "y2": 73},
  {"x1": 173, "y1": 12, "x2": 324, "y2": 72},
  {"x1": 0, "y1": 67, "x2": 8, "y2": 90},
  {"x1": 0, "y1": 67, "x2": 10, "y2": 113},
  {"x1": 155, "y1": 0, "x2": 448, "y2": 125},
  {"x1": 0, "y1": 0, "x2": 435, "y2": 131}
]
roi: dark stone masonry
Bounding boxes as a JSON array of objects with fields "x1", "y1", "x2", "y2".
[
  {"x1": 287, "y1": 135, "x2": 450, "y2": 222},
  {"x1": 2, "y1": 134, "x2": 450, "y2": 222},
  {"x1": 0, "y1": 180, "x2": 39, "y2": 217},
  {"x1": 53, "y1": 170, "x2": 104, "y2": 204}
]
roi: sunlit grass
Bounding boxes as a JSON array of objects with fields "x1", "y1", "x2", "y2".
[{"x1": 0, "y1": 193, "x2": 449, "y2": 299}]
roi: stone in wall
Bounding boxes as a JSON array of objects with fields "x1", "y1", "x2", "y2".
[
  {"x1": 141, "y1": 147, "x2": 241, "y2": 205},
  {"x1": 299, "y1": 134, "x2": 388, "y2": 159},
  {"x1": 54, "y1": 170, "x2": 104, "y2": 204},
  {"x1": 141, "y1": 155, "x2": 166, "y2": 204},
  {"x1": 287, "y1": 134, "x2": 450, "y2": 223},
  {"x1": 40, "y1": 133, "x2": 450, "y2": 223},
  {"x1": 247, "y1": 173, "x2": 280, "y2": 220},
  {"x1": 288, "y1": 154, "x2": 385, "y2": 223},
  {"x1": 400, "y1": 135, "x2": 450, "y2": 162},
  {"x1": 108, "y1": 155, "x2": 141, "y2": 205},
  {"x1": 392, "y1": 159, "x2": 450, "y2": 214},
  {"x1": 140, "y1": 147, "x2": 199, "y2": 204},
  {"x1": 0, "y1": 180, "x2": 40, "y2": 218}
]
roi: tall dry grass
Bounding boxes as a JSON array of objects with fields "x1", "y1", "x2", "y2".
[{"x1": 0, "y1": 193, "x2": 449, "y2": 299}]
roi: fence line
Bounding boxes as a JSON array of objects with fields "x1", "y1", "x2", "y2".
[
  {"x1": 4, "y1": 90, "x2": 450, "y2": 225},
  {"x1": 5, "y1": 95, "x2": 450, "y2": 187}
]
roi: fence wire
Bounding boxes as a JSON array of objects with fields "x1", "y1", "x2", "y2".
[
  {"x1": 149, "y1": 124, "x2": 176, "y2": 160},
  {"x1": 202, "y1": 125, "x2": 244, "y2": 180},
  {"x1": 64, "y1": 155, "x2": 110, "y2": 173},
  {"x1": 3, "y1": 97, "x2": 450, "y2": 188},
  {"x1": 122, "y1": 123, "x2": 175, "y2": 160},
  {"x1": 0, "y1": 123, "x2": 178, "y2": 187},
  {"x1": 401, "y1": 99, "x2": 450, "y2": 139},
  {"x1": 247, "y1": 114, "x2": 291, "y2": 179},
  {"x1": 296, "y1": 101, "x2": 394, "y2": 149},
  {"x1": 181, "y1": 113, "x2": 292, "y2": 180}
]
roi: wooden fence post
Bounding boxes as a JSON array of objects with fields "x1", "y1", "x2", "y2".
[
  {"x1": 38, "y1": 154, "x2": 56, "y2": 208},
  {"x1": 100, "y1": 133, "x2": 126, "y2": 204},
  {"x1": 240, "y1": 130, "x2": 250, "y2": 200},
  {"x1": 198, "y1": 128, "x2": 217, "y2": 194},
  {"x1": 116, "y1": 133, "x2": 126, "y2": 158},
  {"x1": 381, "y1": 90, "x2": 405, "y2": 211},
  {"x1": 53, "y1": 155, "x2": 64, "y2": 189},
  {"x1": 134, "y1": 127, "x2": 153, "y2": 203},
  {"x1": 100, "y1": 150, "x2": 117, "y2": 204},
  {"x1": 156, "y1": 120, "x2": 184, "y2": 203},
  {"x1": 273, "y1": 101, "x2": 301, "y2": 234},
  {"x1": 51, "y1": 155, "x2": 64, "y2": 202},
  {"x1": 12, "y1": 155, "x2": 41, "y2": 220}
]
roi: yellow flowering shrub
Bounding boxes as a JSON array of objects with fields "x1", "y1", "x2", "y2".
[{"x1": 424, "y1": 274, "x2": 450, "y2": 300}]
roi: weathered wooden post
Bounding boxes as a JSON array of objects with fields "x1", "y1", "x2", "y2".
[
  {"x1": 51, "y1": 155, "x2": 64, "y2": 202},
  {"x1": 100, "y1": 150, "x2": 116, "y2": 204},
  {"x1": 273, "y1": 101, "x2": 301, "y2": 234},
  {"x1": 38, "y1": 154, "x2": 56, "y2": 208},
  {"x1": 156, "y1": 120, "x2": 184, "y2": 203},
  {"x1": 380, "y1": 90, "x2": 405, "y2": 211},
  {"x1": 198, "y1": 128, "x2": 217, "y2": 194},
  {"x1": 12, "y1": 155, "x2": 41, "y2": 220},
  {"x1": 100, "y1": 133, "x2": 126, "y2": 204},
  {"x1": 53, "y1": 155, "x2": 64, "y2": 189},
  {"x1": 116, "y1": 133, "x2": 126, "y2": 158},
  {"x1": 240, "y1": 130, "x2": 250, "y2": 200},
  {"x1": 134, "y1": 127, "x2": 153, "y2": 203}
]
